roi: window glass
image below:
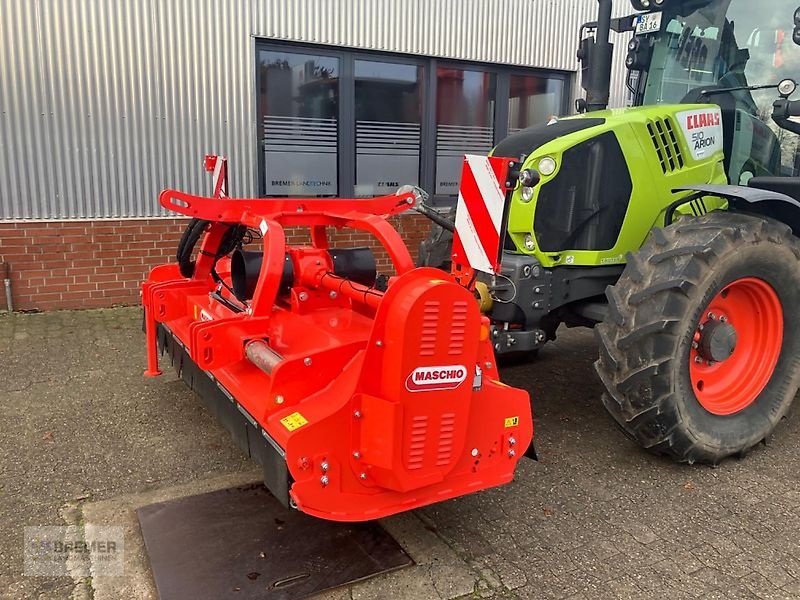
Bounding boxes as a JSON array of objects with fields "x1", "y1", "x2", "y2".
[
  {"x1": 354, "y1": 60, "x2": 423, "y2": 196},
  {"x1": 258, "y1": 50, "x2": 339, "y2": 196},
  {"x1": 508, "y1": 75, "x2": 565, "y2": 134},
  {"x1": 435, "y1": 69, "x2": 496, "y2": 195}
]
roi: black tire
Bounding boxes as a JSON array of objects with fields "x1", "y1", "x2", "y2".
[{"x1": 595, "y1": 211, "x2": 800, "y2": 464}]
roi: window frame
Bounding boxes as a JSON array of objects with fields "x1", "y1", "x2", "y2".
[{"x1": 254, "y1": 39, "x2": 573, "y2": 203}]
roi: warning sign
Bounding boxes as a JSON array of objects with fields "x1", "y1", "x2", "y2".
[
  {"x1": 280, "y1": 412, "x2": 309, "y2": 432},
  {"x1": 504, "y1": 416, "x2": 519, "y2": 428}
]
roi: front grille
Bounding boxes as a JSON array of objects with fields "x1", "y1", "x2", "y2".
[
  {"x1": 647, "y1": 117, "x2": 685, "y2": 173},
  {"x1": 533, "y1": 132, "x2": 632, "y2": 252}
]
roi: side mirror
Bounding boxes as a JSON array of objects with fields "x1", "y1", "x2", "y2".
[
  {"x1": 779, "y1": 79, "x2": 798, "y2": 99},
  {"x1": 794, "y1": 7, "x2": 800, "y2": 45}
]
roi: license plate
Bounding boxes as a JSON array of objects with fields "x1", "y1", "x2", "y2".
[{"x1": 635, "y1": 12, "x2": 663, "y2": 35}]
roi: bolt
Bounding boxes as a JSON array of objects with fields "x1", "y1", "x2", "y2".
[
  {"x1": 485, "y1": 362, "x2": 493, "y2": 369},
  {"x1": 275, "y1": 394, "x2": 285, "y2": 404},
  {"x1": 359, "y1": 472, "x2": 367, "y2": 480},
  {"x1": 298, "y1": 291, "x2": 309, "y2": 301},
  {"x1": 533, "y1": 302, "x2": 541, "y2": 309},
  {"x1": 720, "y1": 316, "x2": 727, "y2": 323},
  {"x1": 494, "y1": 343, "x2": 501, "y2": 351},
  {"x1": 471, "y1": 448, "x2": 479, "y2": 457},
  {"x1": 508, "y1": 449, "x2": 516, "y2": 458},
  {"x1": 523, "y1": 266, "x2": 531, "y2": 277},
  {"x1": 320, "y1": 461, "x2": 329, "y2": 472},
  {"x1": 698, "y1": 323, "x2": 704, "y2": 331},
  {"x1": 320, "y1": 475, "x2": 329, "y2": 486},
  {"x1": 695, "y1": 356, "x2": 703, "y2": 364},
  {"x1": 509, "y1": 436, "x2": 517, "y2": 446},
  {"x1": 352, "y1": 451, "x2": 361, "y2": 459},
  {"x1": 691, "y1": 342, "x2": 698, "y2": 349},
  {"x1": 303, "y1": 357, "x2": 312, "y2": 366},
  {"x1": 375, "y1": 340, "x2": 383, "y2": 347},
  {"x1": 329, "y1": 290, "x2": 338, "y2": 299},
  {"x1": 534, "y1": 287, "x2": 542, "y2": 294},
  {"x1": 532, "y1": 266, "x2": 541, "y2": 278},
  {"x1": 707, "y1": 360, "x2": 714, "y2": 366},
  {"x1": 353, "y1": 410, "x2": 362, "y2": 418},
  {"x1": 708, "y1": 312, "x2": 715, "y2": 320}
]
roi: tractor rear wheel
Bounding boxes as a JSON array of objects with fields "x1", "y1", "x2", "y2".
[{"x1": 595, "y1": 211, "x2": 800, "y2": 464}]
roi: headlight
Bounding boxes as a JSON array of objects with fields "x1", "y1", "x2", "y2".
[
  {"x1": 538, "y1": 156, "x2": 557, "y2": 176},
  {"x1": 524, "y1": 234, "x2": 535, "y2": 251},
  {"x1": 521, "y1": 186, "x2": 534, "y2": 202}
]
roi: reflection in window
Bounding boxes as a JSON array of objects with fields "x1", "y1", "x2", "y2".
[
  {"x1": 259, "y1": 50, "x2": 339, "y2": 196},
  {"x1": 435, "y1": 69, "x2": 496, "y2": 195},
  {"x1": 354, "y1": 60, "x2": 423, "y2": 197},
  {"x1": 508, "y1": 75, "x2": 564, "y2": 134}
]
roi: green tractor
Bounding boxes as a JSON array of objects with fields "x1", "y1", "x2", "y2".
[{"x1": 419, "y1": 0, "x2": 800, "y2": 464}]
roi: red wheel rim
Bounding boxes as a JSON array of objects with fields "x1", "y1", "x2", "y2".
[{"x1": 689, "y1": 277, "x2": 783, "y2": 416}]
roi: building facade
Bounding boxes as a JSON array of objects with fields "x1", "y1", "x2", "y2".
[{"x1": 0, "y1": 0, "x2": 630, "y2": 311}]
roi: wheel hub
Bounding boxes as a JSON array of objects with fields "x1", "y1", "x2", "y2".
[
  {"x1": 696, "y1": 317, "x2": 737, "y2": 363},
  {"x1": 689, "y1": 277, "x2": 783, "y2": 416}
]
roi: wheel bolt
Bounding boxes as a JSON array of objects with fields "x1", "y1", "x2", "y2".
[
  {"x1": 708, "y1": 312, "x2": 715, "y2": 320},
  {"x1": 694, "y1": 356, "x2": 703, "y2": 364},
  {"x1": 720, "y1": 316, "x2": 727, "y2": 323},
  {"x1": 692, "y1": 341, "x2": 698, "y2": 349}
]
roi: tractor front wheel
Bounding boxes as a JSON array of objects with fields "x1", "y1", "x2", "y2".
[{"x1": 596, "y1": 212, "x2": 800, "y2": 464}]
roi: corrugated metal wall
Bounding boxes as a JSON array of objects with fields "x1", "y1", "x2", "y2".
[{"x1": 0, "y1": 0, "x2": 631, "y2": 220}]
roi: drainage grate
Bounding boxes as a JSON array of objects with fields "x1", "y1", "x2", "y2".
[{"x1": 137, "y1": 483, "x2": 413, "y2": 600}]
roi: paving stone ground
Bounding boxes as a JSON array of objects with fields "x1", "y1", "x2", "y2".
[{"x1": 3, "y1": 307, "x2": 800, "y2": 599}]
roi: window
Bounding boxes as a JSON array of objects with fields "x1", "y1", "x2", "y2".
[
  {"x1": 355, "y1": 60, "x2": 423, "y2": 196},
  {"x1": 256, "y1": 43, "x2": 569, "y2": 202},
  {"x1": 508, "y1": 75, "x2": 565, "y2": 134},
  {"x1": 435, "y1": 68, "x2": 496, "y2": 195},
  {"x1": 258, "y1": 49, "x2": 340, "y2": 196}
]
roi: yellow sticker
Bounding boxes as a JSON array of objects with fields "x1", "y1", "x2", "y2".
[
  {"x1": 504, "y1": 416, "x2": 519, "y2": 428},
  {"x1": 280, "y1": 412, "x2": 309, "y2": 432}
]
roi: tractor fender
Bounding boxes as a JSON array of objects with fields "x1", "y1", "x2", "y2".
[{"x1": 674, "y1": 184, "x2": 800, "y2": 235}]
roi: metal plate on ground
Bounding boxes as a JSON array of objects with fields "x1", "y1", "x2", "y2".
[{"x1": 137, "y1": 483, "x2": 413, "y2": 600}]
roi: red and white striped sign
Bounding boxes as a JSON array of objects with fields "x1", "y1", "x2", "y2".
[{"x1": 452, "y1": 154, "x2": 510, "y2": 274}]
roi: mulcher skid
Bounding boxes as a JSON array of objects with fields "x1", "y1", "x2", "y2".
[{"x1": 142, "y1": 174, "x2": 533, "y2": 521}]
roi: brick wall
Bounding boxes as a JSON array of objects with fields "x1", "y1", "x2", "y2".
[{"x1": 0, "y1": 214, "x2": 432, "y2": 312}]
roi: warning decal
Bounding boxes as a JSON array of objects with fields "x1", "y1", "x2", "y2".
[
  {"x1": 504, "y1": 416, "x2": 519, "y2": 428},
  {"x1": 280, "y1": 412, "x2": 309, "y2": 432}
]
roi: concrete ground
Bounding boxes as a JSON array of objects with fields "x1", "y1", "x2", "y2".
[{"x1": 3, "y1": 307, "x2": 800, "y2": 599}]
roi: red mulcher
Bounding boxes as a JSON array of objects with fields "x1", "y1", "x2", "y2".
[{"x1": 142, "y1": 156, "x2": 533, "y2": 521}]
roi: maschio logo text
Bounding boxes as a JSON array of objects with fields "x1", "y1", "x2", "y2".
[{"x1": 405, "y1": 365, "x2": 468, "y2": 392}]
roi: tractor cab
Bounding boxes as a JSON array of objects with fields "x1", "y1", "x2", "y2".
[{"x1": 621, "y1": 0, "x2": 800, "y2": 184}]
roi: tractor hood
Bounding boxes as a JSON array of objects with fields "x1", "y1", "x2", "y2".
[
  {"x1": 497, "y1": 105, "x2": 730, "y2": 269},
  {"x1": 493, "y1": 117, "x2": 606, "y2": 160}
]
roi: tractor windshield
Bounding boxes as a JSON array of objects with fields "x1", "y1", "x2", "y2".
[{"x1": 641, "y1": 0, "x2": 800, "y2": 175}]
